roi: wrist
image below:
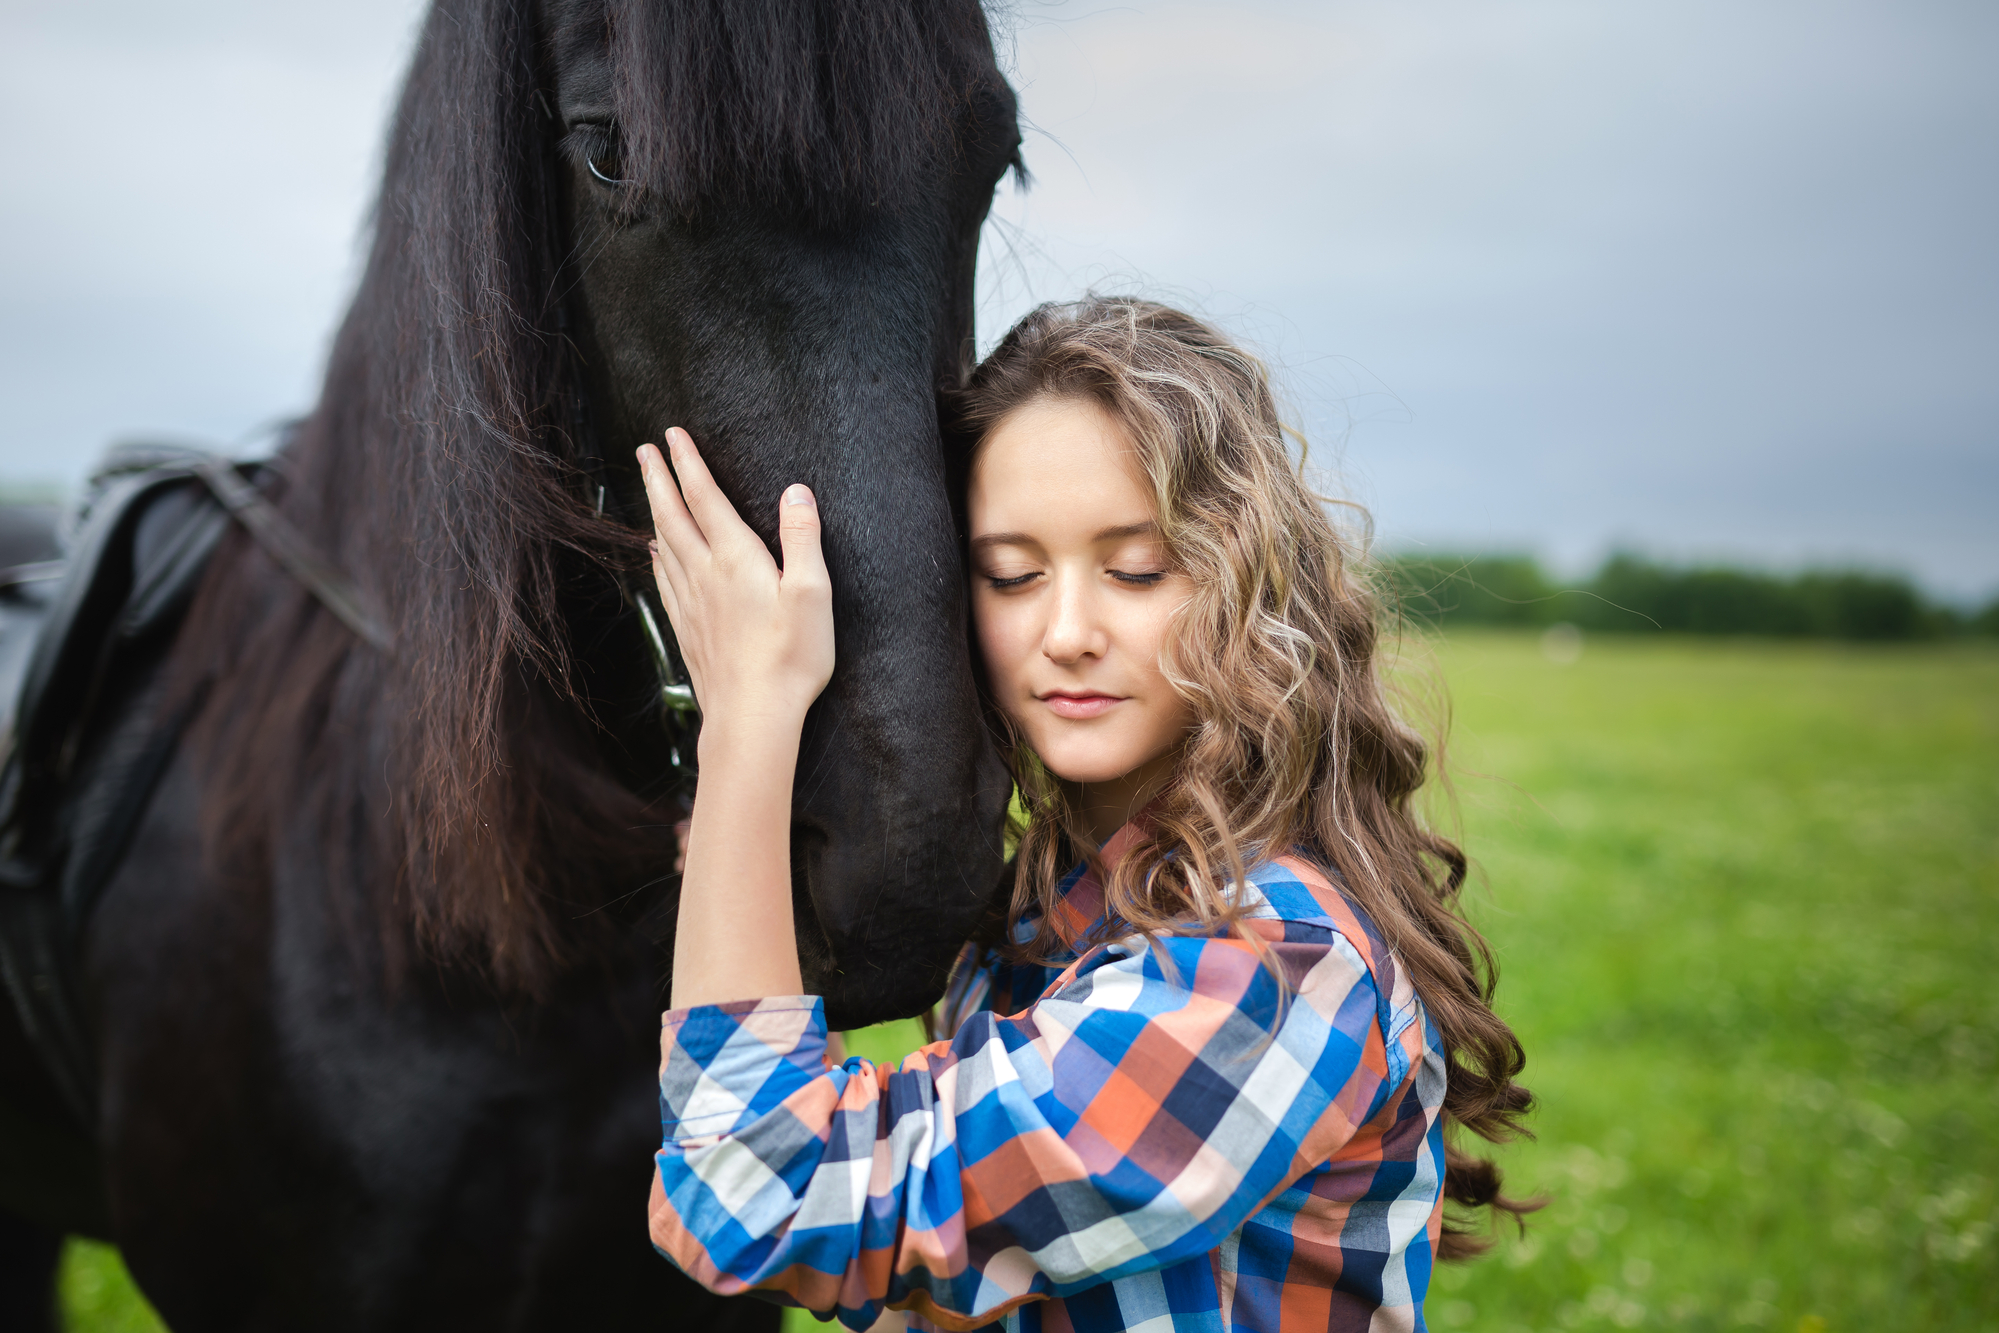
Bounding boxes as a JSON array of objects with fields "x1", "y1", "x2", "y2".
[{"x1": 694, "y1": 704, "x2": 810, "y2": 766}]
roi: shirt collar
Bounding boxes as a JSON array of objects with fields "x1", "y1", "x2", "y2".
[{"x1": 1052, "y1": 818, "x2": 1148, "y2": 944}]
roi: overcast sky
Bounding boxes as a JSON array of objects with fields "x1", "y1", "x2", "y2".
[{"x1": 3, "y1": 0, "x2": 1994, "y2": 598}]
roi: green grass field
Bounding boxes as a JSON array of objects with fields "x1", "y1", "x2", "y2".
[
  {"x1": 60, "y1": 632, "x2": 1998, "y2": 1331},
  {"x1": 1418, "y1": 631, "x2": 1996, "y2": 1330}
]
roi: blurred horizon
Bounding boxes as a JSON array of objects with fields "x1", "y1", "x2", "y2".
[{"x1": 2, "y1": 0, "x2": 1993, "y2": 600}]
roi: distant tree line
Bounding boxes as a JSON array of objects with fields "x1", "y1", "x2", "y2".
[{"x1": 1378, "y1": 553, "x2": 1999, "y2": 640}]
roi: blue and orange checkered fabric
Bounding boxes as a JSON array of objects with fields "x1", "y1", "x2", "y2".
[{"x1": 648, "y1": 831, "x2": 1447, "y2": 1332}]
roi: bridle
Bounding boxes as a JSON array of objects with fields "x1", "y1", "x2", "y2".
[
  {"x1": 597, "y1": 475, "x2": 703, "y2": 792},
  {"x1": 199, "y1": 425, "x2": 702, "y2": 795},
  {"x1": 555, "y1": 314, "x2": 703, "y2": 797}
]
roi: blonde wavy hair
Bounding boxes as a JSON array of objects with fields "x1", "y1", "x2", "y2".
[{"x1": 949, "y1": 296, "x2": 1536, "y2": 1253}]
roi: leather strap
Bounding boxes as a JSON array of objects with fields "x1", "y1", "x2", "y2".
[{"x1": 193, "y1": 459, "x2": 392, "y2": 652}]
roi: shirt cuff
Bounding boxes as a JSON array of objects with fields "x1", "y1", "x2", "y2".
[{"x1": 658, "y1": 995, "x2": 830, "y2": 1138}]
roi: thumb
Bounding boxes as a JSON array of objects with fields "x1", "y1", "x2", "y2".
[{"x1": 777, "y1": 484, "x2": 829, "y2": 587}]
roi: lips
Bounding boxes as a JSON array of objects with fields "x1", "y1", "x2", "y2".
[{"x1": 1040, "y1": 691, "x2": 1124, "y2": 720}]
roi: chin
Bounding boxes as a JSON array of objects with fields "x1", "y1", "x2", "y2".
[
  {"x1": 1039, "y1": 750, "x2": 1144, "y2": 786},
  {"x1": 1023, "y1": 719, "x2": 1150, "y2": 787}
]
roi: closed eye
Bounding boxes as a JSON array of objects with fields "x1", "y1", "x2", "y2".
[
  {"x1": 984, "y1": 572, "x2": 1039, "y2": 590},
  {"x1": 1110, "y1": 570, "x2": 1166, "y2": 587}
]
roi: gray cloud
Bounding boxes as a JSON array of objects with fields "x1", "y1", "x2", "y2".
[
  {"x1": 982, "y1": 0, "x2": 1999, "y2": 597},
  {"x1": 0, "y1": 0, "x2": 424, "y2": 480}
]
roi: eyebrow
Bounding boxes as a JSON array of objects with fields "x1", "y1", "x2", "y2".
[
  {"x1": 1091, "y1": 521, "x2": 1160, "y2": 542},
  {"x1": 969, "y1": 520, "x2": 1159, "y2": 553}
]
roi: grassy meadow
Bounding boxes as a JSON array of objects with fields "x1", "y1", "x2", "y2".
[
  {"x1": 61, "y1": 632, "x2": 1998, "y2": 1331},
  {"x1": 1415, "y1": 631, "x2": 1996, "y2": 1330}
]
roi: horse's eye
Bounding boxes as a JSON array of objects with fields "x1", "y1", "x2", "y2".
[
  {"x1": 587, "y1": 146, "x2": 628, "y2": 186},
  {"x1": 573, "y1": 124, "x2": 630, "y2": 187}
]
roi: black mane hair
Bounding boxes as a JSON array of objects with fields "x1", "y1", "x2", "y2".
[
  {"x1": 170, "y1": 0, "x2": 1008, "y2": 995},
  {"x1": 601, "y1": 0, "x2": 1007, "y2": 222}
]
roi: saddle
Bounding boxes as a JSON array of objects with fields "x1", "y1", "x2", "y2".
[{"x1": 0, "y1": 441, "x2": 386, "y2": 1127}]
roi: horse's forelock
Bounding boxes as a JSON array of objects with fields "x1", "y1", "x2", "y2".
[{"x1": 602, "y1": 0, "x2": 1003, "y2": 220}]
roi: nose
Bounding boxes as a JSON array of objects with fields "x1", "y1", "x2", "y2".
[{"x1": 1042, "y1": 569, "x2": 1108, "y2": 665}]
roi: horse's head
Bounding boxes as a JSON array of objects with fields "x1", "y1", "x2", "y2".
[
  {"x1": 208, "y1": 0, "x2": 1017, "y2": 1028},
  {"x1": 538, "y1": 0, "x2": 1020, "y2": 1024}
]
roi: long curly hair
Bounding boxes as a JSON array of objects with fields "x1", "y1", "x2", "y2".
[{"x1": 950, "y1": 296, "x2": 1537, "y2": 1255}]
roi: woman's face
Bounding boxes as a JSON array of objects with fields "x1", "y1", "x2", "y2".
[{"x1": 968, "y1": 395, "x2": 1195, "y2": 799}]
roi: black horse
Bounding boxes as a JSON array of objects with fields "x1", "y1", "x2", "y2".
[{"x1": 0, "y1": 0, "x2": 1020, "y2": 1326}]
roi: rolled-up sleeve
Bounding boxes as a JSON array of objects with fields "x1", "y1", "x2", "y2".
[{"x1": 648, "y1": 926, "x2": 1400, "y2": 1332}]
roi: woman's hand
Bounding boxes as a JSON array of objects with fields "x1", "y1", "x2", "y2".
[
  {"x1": 637, "y1": 429, "x2": 834, "y2": 733},
  {"x1": 639, "y1": 429, "x2": 825, "y2": 1010}
]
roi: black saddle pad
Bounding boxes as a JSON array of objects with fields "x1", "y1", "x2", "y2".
[{"x1": 0, "y1": 445, "x2": 243, "y2": 1124}]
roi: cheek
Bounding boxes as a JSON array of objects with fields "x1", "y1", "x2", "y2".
[
  {"x1": 1124, "y1": 598, "x2": 1182, "y2": 687},
  {"x1": 1145, "y1": 689, "x2": 1197, "y2": 753},
  {"x1": 973, "y1": 595, "x2": 1031, "y2": 696},
  {"x1": 1128, "y1": 599, "x2": 1195, "y2": 732}
]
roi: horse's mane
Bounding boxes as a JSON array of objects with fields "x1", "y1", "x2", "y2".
[{"x1": 172, "y1": 0, "x2": 1005, "y2": 995}]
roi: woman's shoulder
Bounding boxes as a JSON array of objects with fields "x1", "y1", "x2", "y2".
[
  {"x1": 1234, "y1": 852, "x2": 1421, "y2": 1026},
  {"x1": 1234, "y1": 850, "x2": 1372, "y2": 936}
]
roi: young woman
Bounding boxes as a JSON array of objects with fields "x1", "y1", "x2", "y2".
[{"x1": 637, "y1": 298, "x2": 1532, "y2": 1333}]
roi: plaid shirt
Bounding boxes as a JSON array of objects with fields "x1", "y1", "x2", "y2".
[{"x1": 648, "y1": 827, "x2": 1447, "y2": 1332}]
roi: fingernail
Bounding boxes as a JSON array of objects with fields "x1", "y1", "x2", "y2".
[{"x1": 783, "y1": 484, "x2": 816, "y2": 508}]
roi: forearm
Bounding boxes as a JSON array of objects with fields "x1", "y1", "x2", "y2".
[{"x1": 670, "y1": 712, "x2": 808, "y2": 1009}]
